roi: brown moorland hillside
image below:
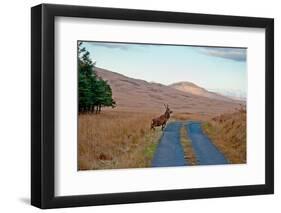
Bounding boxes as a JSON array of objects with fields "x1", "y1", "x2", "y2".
[{"x1": 95, "y1": 67, "x2": 242, "y2": 115}]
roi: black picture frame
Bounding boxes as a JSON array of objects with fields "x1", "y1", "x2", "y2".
[{"x1": 31, "y1": 3, "x2": 274, "y2": 209}]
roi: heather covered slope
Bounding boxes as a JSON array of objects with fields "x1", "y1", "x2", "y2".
[{"x1": 95, "y1": 67, "x2": 241, "y2": 115}]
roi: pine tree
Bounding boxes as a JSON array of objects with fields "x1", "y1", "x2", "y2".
[{"x1": 78, "y1": 42, "x2": 116, "y2": 113}]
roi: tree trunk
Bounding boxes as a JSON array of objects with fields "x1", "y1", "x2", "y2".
[
  {"x1": 90, "y1": 105, "x2": 94, "y2": 113},
  {"x1": 95, "y1": 105, "x2": 98, "y2": 114}
]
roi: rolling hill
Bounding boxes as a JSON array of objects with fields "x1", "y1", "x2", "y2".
[
  {"x1": 169, "y1": 82, "x2": 233, "y2": 102},
  {"x1": 95, "y1": 67, "x2": 242, "y2": 115}
]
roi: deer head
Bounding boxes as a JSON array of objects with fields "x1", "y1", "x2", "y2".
[{"x1": 164, "y1": 104, "x2": 173, "y2": 117}]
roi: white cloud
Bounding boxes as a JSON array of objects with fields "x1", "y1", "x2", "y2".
[{"x1": 199, "y1": 47, "x2": 247, "y2": 62}]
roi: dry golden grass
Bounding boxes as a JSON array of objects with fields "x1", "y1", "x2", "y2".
[
  {"x1": 78, "y1": 107, "x2": 246, "y2": 170},
  {"x1": 172, "y1": 112, "x2": 212, "y2": 122},
  {"x1": 180, "y1": 124, "x2": 197, "y2": 165},
  {"x1": 202, "y1": 110, "x2": 246, "y2": 164},
  {"x1": 78, "y1": 110, "x2": 162, "y2": 170}
]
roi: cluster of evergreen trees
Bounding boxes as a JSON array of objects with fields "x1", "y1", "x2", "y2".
[{"x1": 78, "y1": 42, "x2": 116, "y2": 113}]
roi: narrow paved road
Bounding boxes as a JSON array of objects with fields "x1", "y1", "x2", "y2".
[
  {"x1": 152, "y1": 122, "x2": 188, "y2": 167},
  {"x1": 185, "y1": 121, "x2": 228, "y2": 165}
]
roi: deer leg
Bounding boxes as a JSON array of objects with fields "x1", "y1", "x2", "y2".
[{"x1": 162, "y1": 122, "x2": 167, "y2": 131}]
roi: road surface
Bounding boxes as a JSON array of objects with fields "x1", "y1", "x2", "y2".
[
  {"x1": 185, "y1": 121, "x2": 228, "y2": 165},
  {"x1": 152, "y1": 122, "x2": 188, "y2": 167},
  {"x1": 151, "y1": 121, "x2": 228, "y2": 167}
]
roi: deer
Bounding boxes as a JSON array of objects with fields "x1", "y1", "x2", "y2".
[{"x1": 151, "y1": 104, "x2": 173, "y2": 131}]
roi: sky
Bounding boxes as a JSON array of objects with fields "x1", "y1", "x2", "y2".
[{"x1": 81, "y1": 41, "x2": 247, "y2": 96}]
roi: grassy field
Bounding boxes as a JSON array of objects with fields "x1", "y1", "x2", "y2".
[
  {"x1": 78, "y1": 109, "x2": 246, "y2": 170},
  {"x1": 78, "y1": 110, "x2": 162, "y2": 170},
  {"x1": 172, "y1": 112, "x2": 212, "y2": 122},
  {"x1": 202, "y1": 110, "x2": 247, "y2": 164}
]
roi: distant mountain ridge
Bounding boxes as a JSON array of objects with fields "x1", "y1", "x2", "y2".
[
  {"x1": 95, "y1": 67, "x2": 241, "y2": 114},
  {"x1": 208, "y1": 88, "x2": 247, "y2": 101}
]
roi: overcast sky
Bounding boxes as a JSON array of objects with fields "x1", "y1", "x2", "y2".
[{"x1": 81, "y1": 41, "x2": 247, "y2": 95}]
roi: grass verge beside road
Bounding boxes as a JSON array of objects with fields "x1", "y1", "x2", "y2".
[
  {"x1": 180, "y1": 124, "x2": 197, "y2": 165},
  {"x1": 202, "y1": 110, "x2": 246, "y2": 164}
]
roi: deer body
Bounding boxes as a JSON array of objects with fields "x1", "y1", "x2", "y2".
[{"x1": 151, "y1": 104, "x2": 172, "y2": 131}]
